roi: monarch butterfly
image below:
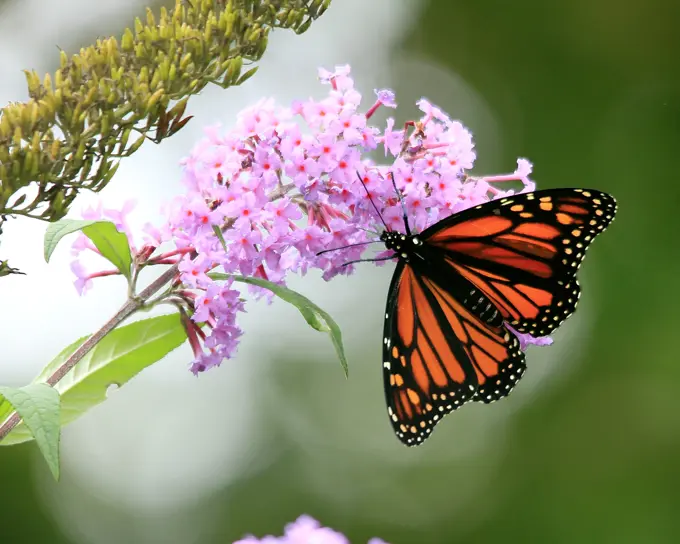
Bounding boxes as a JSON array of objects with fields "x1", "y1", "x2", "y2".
[{"x1": 373, "y1": 185, "x2": 617, "y2": 446}]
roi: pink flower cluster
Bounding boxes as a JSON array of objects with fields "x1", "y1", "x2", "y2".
[
  {"x1": 167, "y1": 66, "x2": 542, "y2": 372},
  {"x1": 71, "y1": 65, "x2": 549, "y2": 374},
  {"x1": 235, "y1": 514, "x2": 388, "y2": 544}
]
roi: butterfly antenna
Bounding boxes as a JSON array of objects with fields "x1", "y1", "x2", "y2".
[
  {"x1": 389, "y1": 171, "x2": 411, "y2": 235},
  {"x1": 316, "y1": 240, "x2": 380, "y2": 257},
  {"x1": 356, "y1": 170, "x2": 389, "y2": 232},
  {"x1": 341, "y1": 255, "x2": 396, "y2": 268}
]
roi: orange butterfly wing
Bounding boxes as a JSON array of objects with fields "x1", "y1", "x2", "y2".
[
  {"x1": 383, "y1": 262, "x2": 526, "y2": 446},
  {"x1": 422, "y1": 189, "x2": 617, "y2": 337}
]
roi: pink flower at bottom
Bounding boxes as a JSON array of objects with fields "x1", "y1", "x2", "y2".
[{"x1": 234, "y1": 515, "x2": 389, "y2": 544}]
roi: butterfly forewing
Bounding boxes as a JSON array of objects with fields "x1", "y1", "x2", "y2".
[
  {"x1": 382, "y1": 263, "x2": 477, "y2": 445},
  {"x1": 422, "y1": 189, "x2": 617, "y2": 337}
]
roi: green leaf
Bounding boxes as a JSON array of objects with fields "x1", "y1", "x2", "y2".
[
  {"x1": 0, "y1": 338, "x2": 81, "y2": 429},
  {"x1": 0, "y1": 384, "x2": 61, "y2": 480},
  {"x1": 231, "y1": 275, "x2": 348, "y2": 377},
  {"x1": 44, "y1": 219, "x2": 133, "y2": 279},
  {"x1": 212, "y1": 225, "x2": 227, "y2": 251},
  {"x1": 0, "y1": 314, "x2": 186, "y2": 446},
  {"x1": 81, "y1": 222, "x2": 133, "y2": 279},
  {"x1": 45, "y1": 219, "x2": 98, "y2": 261}
]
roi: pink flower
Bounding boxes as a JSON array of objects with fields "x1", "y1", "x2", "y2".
[
  {"x1": 381, "y1": 118, "x2": 405, "y2": 157},
  {"x1": 264, "y1": 199, "x2": 303, "y2": 236},
  {"x1": 318, "y1": 64, "x2": 353, "y2": 91},
  {"x1": 285, "y1": 152, "x2": 322, "y2": 187},
  {"x1": 227, "y1": 223, "x2": 263, "y2": 266},
  {"x1": 178, "y1": 253, "x2": 213, "y2": 288},
  {"x1": 505, "y1": 324, "x2": 554, "y2": 351},
  {"x1": 328, "y1": 110, "x2": 367, "y2": 144},
  {"x1": 234, "y1": 515, "x2": 388, "y2": 544},
  {"x1": 70, "y1": 261, "x2": 93, "y2": 295},
  {"x1": 374, "y1": 88, "x2": 397, "y2": 108}
]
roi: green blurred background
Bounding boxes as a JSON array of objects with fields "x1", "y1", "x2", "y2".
[{"x1": 2, "y1": 0, "x2": 679, "y2": 542}]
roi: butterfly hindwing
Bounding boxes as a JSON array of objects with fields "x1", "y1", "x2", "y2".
[
  {"x1": 421, "y1": 188, "x2": 617, "y2": 337},
  {"x1": 417, "y1": 274, "x2": 527, "y2": 405},
  {"x1": 383, "y1": 261, "x2": 527, "y2": 445}
]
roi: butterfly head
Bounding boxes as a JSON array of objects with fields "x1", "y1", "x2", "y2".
[{"x1": 380, "y1": 231, "x2": 424, "y2": 262}]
